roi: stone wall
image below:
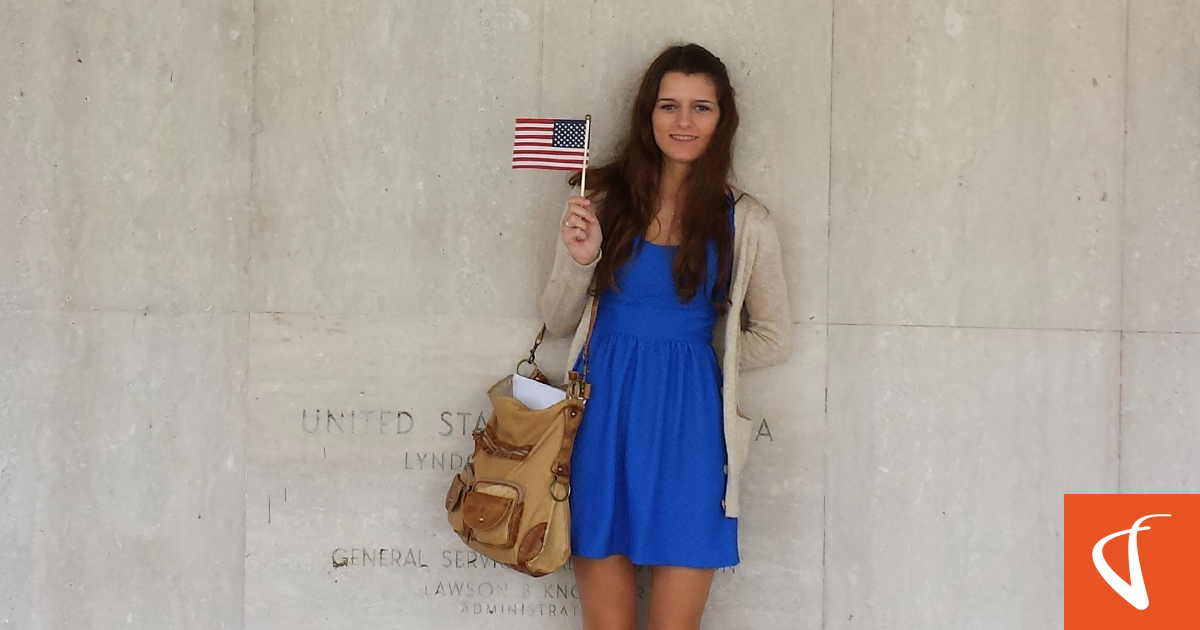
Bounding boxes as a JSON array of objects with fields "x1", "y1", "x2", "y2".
[{"x1": 2, "y1": 1, "x2": 1197, "y2": 628}]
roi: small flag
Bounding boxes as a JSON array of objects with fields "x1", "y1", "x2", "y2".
[{"x1": 512, "y1": 117, "x2": 589, "y2": 171}]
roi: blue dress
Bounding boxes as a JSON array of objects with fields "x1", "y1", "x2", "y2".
[{"x1": 569, "y1": 197, "x2": 738, "y2": 568}]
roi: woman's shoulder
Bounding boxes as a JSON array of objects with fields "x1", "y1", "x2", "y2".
[{"x1": 728, "y1": 184, "x2": 772, "y2": 225}]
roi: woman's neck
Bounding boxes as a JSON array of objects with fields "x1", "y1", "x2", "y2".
[{"x1": 659, "y1": 160, "x2": 689, "y2": 203}]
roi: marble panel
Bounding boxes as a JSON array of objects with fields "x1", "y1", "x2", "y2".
[
  {"x1": 251, "y1": 1, "x2": 546, "y2": 317},
  {"x1": 830, "y1": 1, "x2": 1125, "y2": 330},
  {"x1": 0, "y1": 311, "x2": 247, "y2": 629},
  {"x1": 1124, "y1": 1, "x2": 1200, "y2": 333},
  {"x1": 825, "y1": 324, "x2": 1118, "y2": 629},
  {"x1": 0, "y1": 313, "x2": 55, "y2": 629},
  {"x1": 0, "y1": 1, "x2": 252, "y2": 313},
  {"x1": 1120, "y1": 332, "x2": 1200, "y2": 493}
]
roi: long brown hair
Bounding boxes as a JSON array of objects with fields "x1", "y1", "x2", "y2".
[{"x1": 569, "y1": 43, "x2": 739, "y2": 315}]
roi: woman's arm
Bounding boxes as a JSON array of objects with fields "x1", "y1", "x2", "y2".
[
  {"x1": 737, "y1": 210, "x2": 793, "y2": 370},
  {"x1": 539, "y1": 234, "x2": 601, "y2": 336}
]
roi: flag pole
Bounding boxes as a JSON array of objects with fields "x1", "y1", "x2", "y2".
[{"x1": 580, "y1": 114, "x2": 591, "y2": 196}]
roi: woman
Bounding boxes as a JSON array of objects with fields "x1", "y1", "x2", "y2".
[{"x1": 539, "y1": 43, "x2": 792, "y2": 629}]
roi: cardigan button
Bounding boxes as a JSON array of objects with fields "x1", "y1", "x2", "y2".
[
  {"x1": 721, "y1": 499, "x2": 727, "y2": 510},
  {"x1": 723, "y1": 465, "x2": 728, "y2": 474}
]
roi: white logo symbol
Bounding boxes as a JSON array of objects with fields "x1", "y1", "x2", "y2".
[{"x1": 1092, "y1": 514, "x2": 1171, "y2": 610}]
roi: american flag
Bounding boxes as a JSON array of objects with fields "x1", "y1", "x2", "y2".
[{"x1": 512, "y1": 117, "x2": 589, "y2": 171}]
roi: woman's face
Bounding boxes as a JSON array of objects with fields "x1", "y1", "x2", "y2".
[{"x1": 652, "y1": 71, "x2": 720, "y2": 166}]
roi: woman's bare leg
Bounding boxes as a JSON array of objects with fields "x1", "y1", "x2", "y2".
[
  {"x1": 645, "y1": 566, "x2": 716, "y2": 630},
  {"x1": 572, "y1": 555, "x2": 638, "y2": 630}
]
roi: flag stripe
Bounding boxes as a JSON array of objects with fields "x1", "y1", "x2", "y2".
[
  {"x1": 514, "y1": 158, "x2": 586, "y2": 163},
  {"x1": 512, "y1": 164, "x2": 585, "y2": 171},
  {"x1": 513, "y1": 151, "x2": 587, "y2": 159},
  {"x1": 513, "y1": 158, "x2": 587, "y2": 166}
]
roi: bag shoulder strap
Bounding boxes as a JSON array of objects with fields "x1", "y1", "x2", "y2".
[{"x1": 578, "y1": 283, "x2": 601, "y2": 383}]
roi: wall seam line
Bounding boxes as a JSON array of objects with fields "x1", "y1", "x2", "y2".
[
  {"x1": 1117, "y1": 0, "x2": 1130, "y2": 494},
  {"x1": 242, "y1": 0, "x2": 259, "y2": 625},
  {"x1": 823, "y1": 2, "x2": 836, "y2": 629}
]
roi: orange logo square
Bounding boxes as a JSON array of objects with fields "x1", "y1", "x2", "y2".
[{"x1": 1065, "y1": 494, "x2": 1200, "y2": 628}]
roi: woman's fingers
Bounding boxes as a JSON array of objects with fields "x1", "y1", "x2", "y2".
[
  {"x1": 564, "y1": 208, "x2": 595, "y2": 226},
  {"x1": 561, "y1": 200, "x2": 598, "y2": 233},
  {"x1": 564, "y1": 208, "x2": 596, "y2": 229},
  {"x1": 566, "y1": 217, "x2": 589, "y2": 236},
  {"x1": 561, "y1": 196, "x2": 600, "y2": 251},
  {"x1": 565, "y1": 197, "x2": 595, "y2": 220},
  {"x1": 561, "y1": 215, "x2": 588, "y2": 242}
]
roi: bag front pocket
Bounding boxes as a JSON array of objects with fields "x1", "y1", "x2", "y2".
[
  {"x1": 446, "y1": 463, "x2": 476, "y2": 540},
  {"x1": 445, "y1": 473, "x2": 467, "y2": 513},
  {"x1": 463, "y1": 479, "x2": 525, "y2": 549}
]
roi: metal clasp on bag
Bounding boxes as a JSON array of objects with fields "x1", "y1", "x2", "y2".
[
  {"x1": 550, "y1": 480, "x2": 571, "y2": 502},
  {"x1": 516, "y1": 326, "x2": 550, "y2": 382},
  {"x1": 564, "y1": 378, "x2": 586, "y2": 400}
]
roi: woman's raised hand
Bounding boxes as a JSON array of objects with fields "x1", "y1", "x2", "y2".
[{"x1": 560, "y1": 195, "x2": 602, "y2": 266}]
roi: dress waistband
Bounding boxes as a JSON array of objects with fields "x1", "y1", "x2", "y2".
[{"x1": 592, "y1": 297, "x2": 715, "y2": 342}]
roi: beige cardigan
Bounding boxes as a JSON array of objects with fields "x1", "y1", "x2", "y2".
[{"x1": 538, "y1": 184, "x2": 792, "y2": 517}]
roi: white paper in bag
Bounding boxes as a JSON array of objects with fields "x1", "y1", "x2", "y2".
[{"x1": 512, "y1": 373, "x2": 567, "y2": 410}]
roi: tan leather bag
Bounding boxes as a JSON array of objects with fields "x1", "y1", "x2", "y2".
[{"x1": 445, "y1": 294, "x2": 601, "y2": 577}]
